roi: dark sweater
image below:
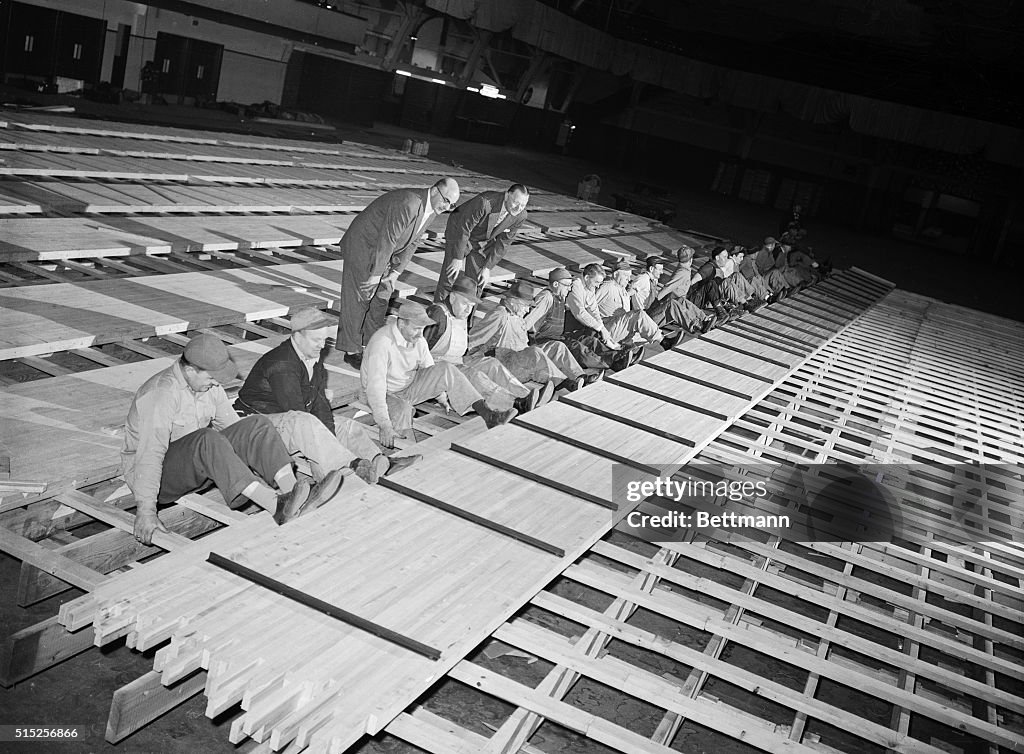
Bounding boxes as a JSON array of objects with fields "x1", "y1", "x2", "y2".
[{"x1": 236, "y1": 338, "x2": 334, "y2": 433}]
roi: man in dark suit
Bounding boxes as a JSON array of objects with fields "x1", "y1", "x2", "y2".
[
  {"x1": 236, "y1": 307, "x2": 419, "y2": 484},
  {"x1": 434, "y1": 184, "x2": 530, "y2": 301},
  {"x1": 337, "y1": 177, "x2": 461, "y2": 369}
]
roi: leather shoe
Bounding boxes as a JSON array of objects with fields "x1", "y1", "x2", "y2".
[
  {"x1": 299, "y1": 468, "x2": 346, "y2": 516},
  {"x1": 274, "y1": 479, "x2": 311, "y2": 525},
  {"x1": 385, "y1": 454, "x2": 421, "y2": 476},
  {"x1": 472, "y1": 399, "x2": 517, "y2": 428},
  {"x1": 343, "y1": 352, "x2": 363, "y2": 370},
  {"x1": 661, "y1": 329, "x2": 684, "y2": 349},
  {"x1": 350, "y1": 458, "x2": 378, "y2": 485},
  {"x1": 515, "y1": 384, "x2": 543, "y2": 413}
]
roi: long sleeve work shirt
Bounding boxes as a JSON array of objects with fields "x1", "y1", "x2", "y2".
[{"x1": 121, "y1": 361, "x2": 238, "y2": 509}]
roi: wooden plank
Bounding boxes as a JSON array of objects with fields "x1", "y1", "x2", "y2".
[
  {"x1": 18, "y1": 503, "x2": 225, "y2": 606},
  {"x1": 0, "y1": 527, "x2": 106, "y2": 592},
  {"x1": 206, "y1": 552, "x2": 443, "y2": 660},
  {"x1": 106, "y1": 670, "x2": 207, "y2": 743},
  {"x1": 58, "y1": 490, "x2": 191, "y2": 551},
  {"x1": 379, "y1": 476, "x2": 565, "y2": 556},
  {"x1": 0, "y1": 616, "x2": 96, "y2": 687}
]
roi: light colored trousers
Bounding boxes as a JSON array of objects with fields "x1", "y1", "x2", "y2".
[
  {"x1": 385, "y1": 361, "x2": 484, "y2": 432},
  {"x1": 267, "y1": 411, "x2": 381, "y2": 482},
  {"x1": 496, "y1": 341, "x2": 583, "y2": 384},
  {"x1": 604, "y1": 310, "x2": 662, "y2": 343}
]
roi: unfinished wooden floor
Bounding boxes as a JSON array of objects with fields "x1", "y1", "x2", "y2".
[
  {"x1": 1, "y1": 112, "x2": 1021, "y2": 754},
  {"x1": 383, "y1": 289, "x2": 1023, "y2": 754}
]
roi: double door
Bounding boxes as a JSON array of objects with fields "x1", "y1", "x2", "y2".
[
  {"x1": 152, "y1": 33, "x2": 223, "y2": 101},
  {"x1": 1, "y1": 1, "x2": 105, "y2": 83}
]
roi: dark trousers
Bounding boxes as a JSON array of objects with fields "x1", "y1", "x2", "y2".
[
  {"x1": 338, "y1": 267, "x2": 390, "y2": 353},
  {"x1": 690, "y1": 278, "x2": 725, "y2": 309},
  {"x1": 157, "y1": 415, "x2": 291, "y2": 507}
]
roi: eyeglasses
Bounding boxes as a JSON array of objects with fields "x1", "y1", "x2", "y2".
[{"x1": 436, "y1": 189, "x2": 457, "y2": 209}]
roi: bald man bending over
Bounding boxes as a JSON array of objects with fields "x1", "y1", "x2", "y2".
[{"x1": 337, "y1": 178, "x2": 460, "y2": 370}]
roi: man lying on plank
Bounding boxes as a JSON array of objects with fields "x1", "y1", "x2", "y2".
[
  {"x1": 122, "y1": 334, "x2": 343, "y2": 544},
  {"x1": 235, "y1": 307, "x2": 419, "y2": 486},
  {"x1": 361, "y1": 301, "x2": 517, "y2": 449},
  {"x1": 425, "y1": 275, "x2": 538, "y2": 413}
]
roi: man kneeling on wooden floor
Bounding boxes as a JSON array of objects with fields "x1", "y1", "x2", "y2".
[
  {"x1": 122, "y1": 334, "x2": 341, "y2": 545},
  {"x1": 361, "y1": 301, "x2": 516, "y2": 449},
  {"x1": 235, "y1": 306, "x2": 419, "y2": 486}
]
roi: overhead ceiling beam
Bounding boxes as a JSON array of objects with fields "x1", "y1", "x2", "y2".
[
  {"x1": 515, "y1": 50, "x2": 549, "y2": 103},
  {"x1": 456, "y1": 30, "x2": 493, "y2": 86},
  {"x1": 381, "y1": 3, "x2": 426, "y2": 70}
]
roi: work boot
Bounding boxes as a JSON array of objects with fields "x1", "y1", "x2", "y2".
[
  {"x1": 472, "y1": 399, "x2": 517, "y2": 428},
  {"x1": 343, "y1": 352, "x2": 363, "y2": 370},
  {"x1": 661, "y1": 329, "x2": 684, "y2": 349},
  {"x1": 273, "y1": 479, "x2": 311, "y2": 525},
  {"x1": 515, "y1": 384, "x2": 544, "y2": 413},
  {"x1": 385, "y1": 454, "x2": 421, "y2": 476},
  {"x1": 299, "y1": 468, "x2": 346, "y2": 516},
  {"x1": 350, "y1": 457, "x2": 378, "y2": 485}
]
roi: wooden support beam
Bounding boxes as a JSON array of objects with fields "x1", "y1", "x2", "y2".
[
  {"x1": 117, "y1": 339, "x2": 175, "y2": 360},
  {"x1": 0, "y1": 615, "x2": 95, "y2": 687},
  {"x1": 15, "y1": 355, "x2": 74, "y2": 377},
  {"x1": 106, "y1": 669, "x2": 207, "y2": 743},
  {"x1": 57, "y1": 490, "x2": 191, "y2": 552},
  {"x1": 0, "y1": 527, "x2": 106, "y2": 592},
  {"x1": 72, "y1": 346, "x2": 125, "y2": 367},
  {"x1": 18, "y1": 503, "x2": 224, "y2": 606}
]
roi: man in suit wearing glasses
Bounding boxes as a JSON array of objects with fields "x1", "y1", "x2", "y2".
[{"x1": 337, "y1": 178, "x2": 461, "y2": 370}]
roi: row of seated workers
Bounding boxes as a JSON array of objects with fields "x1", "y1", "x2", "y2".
[{"x1": 121, "y1": 178, "x2": 827, "y2": 545}]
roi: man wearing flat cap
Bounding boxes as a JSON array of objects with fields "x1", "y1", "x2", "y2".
[
  {"x1": 469, "y1": 278, "x2": 585, "y2": 397},
  {"x1": 435, "y1": 184, "x2": 530, "y2": 301},
  {"x1": 236, "y1": 306, "x2": 419, "y2": 485},
  {"x1": 122, "y1": 334, "x2": 338, "y2": 545},
  {"x1": 594, "y1": 258, "x2": 662, "y2": 345},
  {"x1": 337, "y1": 178, "x2": 461, "y2": 370},
  {"x1": 362, "y1": 300, "x2": 516, "y2": 448},
  {"x1": 425, "y1": 276, "x2": 535, "y2": 412},
  {"x1": 642, "y1": 249, "x2": 717, "y2": 337},
  {"x1": 525, "y1": 267, "x2": 574, "y2": 343},
  {"x1": 753, "y1": 237, "x2": 780, "y2": 276}
]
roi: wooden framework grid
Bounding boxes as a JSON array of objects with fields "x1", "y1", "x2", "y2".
[{"x1": 386, "y1": 288, "x2": 1024, "y2": 754}]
